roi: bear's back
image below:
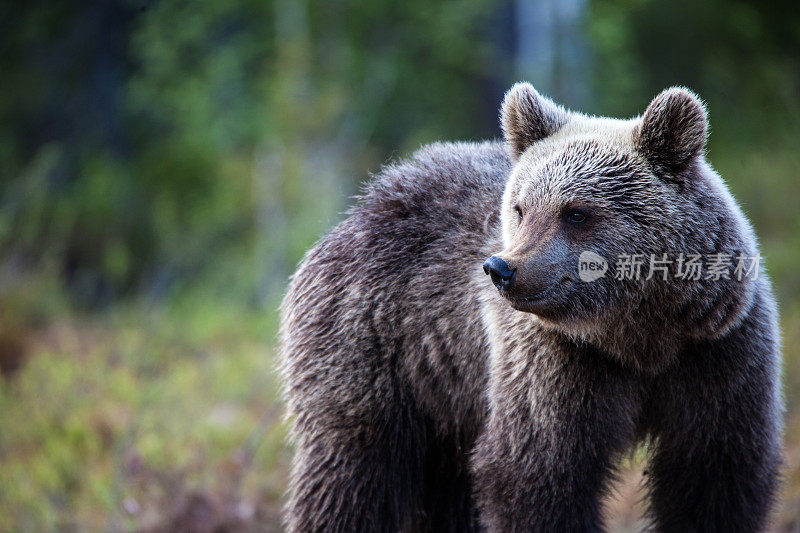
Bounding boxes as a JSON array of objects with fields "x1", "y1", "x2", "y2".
[{"x1": 280, "y1": 141, "x2": 511, "y2": 439}]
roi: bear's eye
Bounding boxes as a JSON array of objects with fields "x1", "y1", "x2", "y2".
[
  {"x1": 514, "y1": 205, "x2": 523, "y2": 222},
  {"x1": 565, "y1": 209, "x2": 587, "y2": 225}
]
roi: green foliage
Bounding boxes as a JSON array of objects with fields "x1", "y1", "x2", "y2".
[{"x1": 0, "y1": 0, "x2": 503, "y2": 305}]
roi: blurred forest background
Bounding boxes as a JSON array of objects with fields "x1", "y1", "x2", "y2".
[{"x1": 0, "y1": 0, "x2": 798, "y2": 531}]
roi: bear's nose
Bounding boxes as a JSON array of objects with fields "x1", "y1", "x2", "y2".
[{"x1": 483, "y1": 256, "x2": 517, "y2": 291}]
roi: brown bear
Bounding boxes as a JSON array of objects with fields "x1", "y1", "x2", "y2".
[{"x1": 279, "y1": 83, "x2": 783, "y2": 532}]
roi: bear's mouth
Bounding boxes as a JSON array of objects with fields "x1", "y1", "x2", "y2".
[{"x1": 501, "y1": 277, "x2": 574, "y2": 313}]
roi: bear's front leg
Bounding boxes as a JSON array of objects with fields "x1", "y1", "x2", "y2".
[
  {"x1": 643, "y1": 297, "x2": 783, "y2": 532},
  {"x1": 472, "y1": 337, "x2": 640, "y2": 532}
]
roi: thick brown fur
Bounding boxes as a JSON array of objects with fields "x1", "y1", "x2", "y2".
[{"x1": 280, "y1": 83, "x2": 783, "y2": 532}]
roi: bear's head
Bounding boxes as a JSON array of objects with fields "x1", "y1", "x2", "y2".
[{"x1": 485, "y1": 82, "x2": 760, "y2": 371}]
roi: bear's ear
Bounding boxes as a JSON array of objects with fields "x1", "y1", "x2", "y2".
[
  {"x1": 501, "y1": 82, "x2": 568, "y2": 158},
  {"x1": 635, "y1": 87, "x2": 708, "y2": 177}
]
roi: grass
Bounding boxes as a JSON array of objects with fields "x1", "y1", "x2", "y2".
[{"x1": 0, "y1": 292, "x2": 290, "y2": 531}]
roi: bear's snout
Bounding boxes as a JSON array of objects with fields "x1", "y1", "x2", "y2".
[{"x1": 483, "y1": 256, "x2": 517, "y2": 291}]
